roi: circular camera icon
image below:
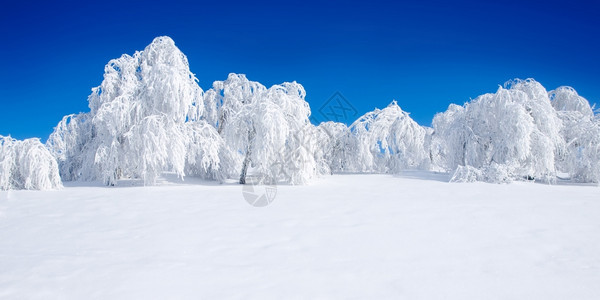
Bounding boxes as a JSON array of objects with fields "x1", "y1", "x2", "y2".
[{"x1": 242, "y1": 175, "x2": 277, "y2": 207}]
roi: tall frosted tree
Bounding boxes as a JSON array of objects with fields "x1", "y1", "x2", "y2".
[
  {"x1": 47, "y1": 36, "x2": 227, "y2": 185},
  {"x1": 228, "y1": 81, "x2": 317, "y2": 184}
]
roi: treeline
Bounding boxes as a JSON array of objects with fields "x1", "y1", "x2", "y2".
[{"x1": 1, "y1": 37, "x2": 598, "y2": 190}]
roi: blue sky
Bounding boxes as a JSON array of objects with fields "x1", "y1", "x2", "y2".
[{"x1": 1, "y1": 0, "x2": 599, "y2": 140}]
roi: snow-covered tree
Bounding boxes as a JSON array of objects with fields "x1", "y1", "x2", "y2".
[
  {"x1": 346, "y1": 101, "x2": 428, "y2": 173},
  {"x1": 210, "y1": 75, "x2": 319, "y2": 184},
  {"x1": 550, "y1": 87, "x2": 600, "y2": 183},
  {"x1": 201, "y1": 73, "x2": 266, "y2": 182},
  {"x1": 232, "y1": 82, "x2": 316, "y2": 184},
  {"x1": 433, "y1": 79, "x2": 564, "y2": 183},
  {"x1": 0, "y1": 136, "x2": 62, "y2": 190},
  {"x1": 47, "y1": 36, "x2": 226, "y2": 185}
]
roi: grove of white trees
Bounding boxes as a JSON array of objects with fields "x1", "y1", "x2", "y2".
[{"x1": 1, "y1": 36, "x2": 599, "y2": 189}]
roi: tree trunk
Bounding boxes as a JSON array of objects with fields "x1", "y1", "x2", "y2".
[
  {"x1": 239, "y1": 151, "x2": 250, "y2": 184},
  {"x1": 239, "y1": 127, "x2": 256, "y2": 184}
]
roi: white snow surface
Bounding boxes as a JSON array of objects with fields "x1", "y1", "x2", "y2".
[{"x1": 1, "y1": 173, "x2": 599, "y2": 299}]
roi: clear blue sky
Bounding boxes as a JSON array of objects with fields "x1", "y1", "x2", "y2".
[{"x1": 1, "y1": 0, "x2": 599, "y2": 140}]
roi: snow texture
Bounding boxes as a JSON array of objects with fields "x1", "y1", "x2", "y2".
[{"x1": 1, "y1": 173, "x2": 599, "y2": 298}]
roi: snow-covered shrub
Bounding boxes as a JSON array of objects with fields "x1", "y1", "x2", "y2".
[
  {"x1": 347, "y1": 101, "x2": 428, "y2": 173},
  {"x1": 550, "y1": 87, "x2": 600, "y2": 183},
  {"x1": 449, "y1": 165, "x2": 481, "y2": 183},
  {"x1": 0, "y1": 136, "x2": 62, "y2": 190},
  {"x1": 47, "y1": 36, "x2": 226, "y2": 185},
  {"x1": 450, "y1": 163, "x2": 512, "y2": 183},
  {"x1": 433, "y1": 79, "x2": 564, "y2": 183}
]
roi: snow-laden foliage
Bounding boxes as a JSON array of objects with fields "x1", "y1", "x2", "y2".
[
  {"x1": 208, "y1": 74, "x2": 319, "y2": 184},
  {"x1": 35, "y1": 35, "x2": 600, "y2": 186},
  {"x1": 314, "y1": 121, "x2": 351, "y2": 174},
  {"x1": 203, "y1": 73, "x2": 267, "y2": 134},
  {"x1": 433, "y1": 79, "x2": 564, "y2": 183},
  {"x1": 551, "y1": 87, "x2": 600, "y2": 183},
  {"x1": 347, "y1": 101, "x2": 428, "y2": 173},
  {"x1": 46, "y1": 113, "x2": 93, "y2": 181},
  {"x1": 88, "y1": 37, "x2": 203, "y2": 122},
  {"x1": 550, "y1": 86, "x2": 594, "y2": 118},
  {"x1": 183, "y1": 121, "x2": 234, "y2": 181},
  {"x1": 47, "y1": 36, "x2": 226, "y2": 185},
  {"x1": 0, "y1": 136, "x2": 62, "y2": 190}
]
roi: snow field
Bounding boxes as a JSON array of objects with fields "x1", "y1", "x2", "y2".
[{"x1": 1, "y1": 173, "x2": 599, "y2": 299}]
